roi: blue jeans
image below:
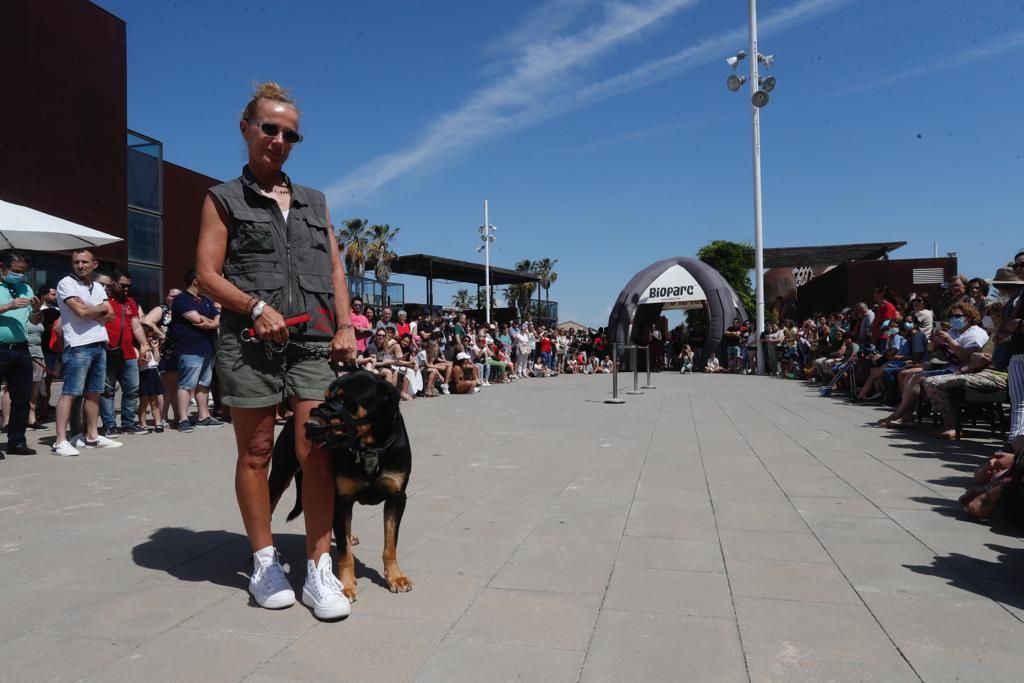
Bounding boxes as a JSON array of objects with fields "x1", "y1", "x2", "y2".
[
  {"x1": 100, "y1": 354, "x2": 139, "y2": 429},
  {"x1": 62, "y1": 343, "x2": 107, "y2": 396}
]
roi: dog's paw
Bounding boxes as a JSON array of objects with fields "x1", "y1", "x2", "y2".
[
  {"x1": 342, "y1": 584, "x2": 359, "y2": 602},
  {"x1": 348, "y1": 533, "x2": 360, "y2": 547},
  {"x1": 387, "y1": 574, "x2": 413, "y2": 593}
]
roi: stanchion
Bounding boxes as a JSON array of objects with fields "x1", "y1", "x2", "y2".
[
  {"x1": 604, "y1": 342, "x2": 625, "y2": 404},
  {"x1": 626, "y1": 345, "x2": 644, "y2": 395},
  {"x1": 642, "y1": 345, "x2": 656, "y2": 390}
]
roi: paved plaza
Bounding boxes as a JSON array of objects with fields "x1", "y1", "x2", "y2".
[{"x1": 2, "y1": 373, "x2": 1024, "y2": 682}]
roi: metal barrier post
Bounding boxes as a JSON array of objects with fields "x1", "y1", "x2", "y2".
[
  {"x1": 642, "y1": 345, "x2": 656, "y2": 390},
  {"x1": 605, "y1": 342, "x2": 625, "y2": 404},
  {"x1": 627, "y1": 345, "x2": 644, "y2": 395}
]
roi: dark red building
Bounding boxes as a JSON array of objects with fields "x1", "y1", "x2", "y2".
[{"x1": 0, "y1": 0, "x2": 218, "y2": 310}]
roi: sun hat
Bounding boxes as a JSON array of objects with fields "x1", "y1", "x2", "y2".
[
  {"x1": 991, "y1": 265, "x2": 1023, "y2": 286},
  {"x1": 456, "y1": 352, "x2": 471, "y2": 361}
]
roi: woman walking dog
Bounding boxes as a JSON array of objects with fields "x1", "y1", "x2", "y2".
[{"x1": 195, "y1": 82, "x2": 357, "y2": 620}]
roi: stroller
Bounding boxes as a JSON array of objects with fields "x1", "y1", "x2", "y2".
[{"x1": 819, "y1": 357, "x2": 857, "y2": 397}]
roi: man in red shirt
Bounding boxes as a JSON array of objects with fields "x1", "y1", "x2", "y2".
[
  {"x1": 870, "y1": 286, "x2": 900, "y2": 346},
  {"x1": 97, "y1": 270, "x2": 151, "y2": 436},
  {"x1": 349, "y1": 296, "x2": 372, "y2": 353},
  {"x1": 539, "y1": 330, "x2": 555, "y2": 371}
]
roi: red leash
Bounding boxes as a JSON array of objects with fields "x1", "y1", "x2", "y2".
[{"x1": 242, "y1": 313, "x2": 311, "y2": 340}]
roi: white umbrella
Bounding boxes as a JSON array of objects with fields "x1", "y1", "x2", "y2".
[{"x1": 0, "y1": 199, "x2": 123, "y2": 251}]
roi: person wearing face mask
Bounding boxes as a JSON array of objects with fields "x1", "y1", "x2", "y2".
[
  {"x1": 95, "y1": 270, "x2": 151, "y2": 438},
  {"x1": 0, "y1": 252, "x2": 43, "y2": 458}
]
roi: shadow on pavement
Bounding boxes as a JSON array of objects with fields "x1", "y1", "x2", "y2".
[
  {"x1": 905, "y1": 544, "x2": 1024, "y2": 608},
  {"x1": 131, "y1": 527, "x2": 390, "y2": 592}
]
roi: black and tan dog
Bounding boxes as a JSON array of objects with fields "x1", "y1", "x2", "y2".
[{"x1": 268, "y1": 370, "x2": 412, "y2": 601}]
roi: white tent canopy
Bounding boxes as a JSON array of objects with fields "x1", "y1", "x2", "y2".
[{"x1": 0, "y1": 199, "x2": 122, "y2": 252}]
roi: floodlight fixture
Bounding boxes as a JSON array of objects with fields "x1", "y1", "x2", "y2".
[
  {"x1": 727, "y1": 74, "x2": 746, "y2": 92},
  {"x1": 725, "y1": 50, "x2": 746, "y2": 69},
  {"x1": 760, "y1": 76, "x2": 776, "y2": 93},
  {"x1": 752, "y1": 90, "x2": 769, "y2": 108},
  {"x1": 758, "y1": 53, "x2": 775, "y2": 68}
]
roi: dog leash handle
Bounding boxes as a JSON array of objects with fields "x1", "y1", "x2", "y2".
[{"x1": 241, "y1": 313, "x2": 311, "y2": 341}]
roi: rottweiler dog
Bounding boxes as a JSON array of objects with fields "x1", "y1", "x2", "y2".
[{"x1": 268, "y1": 370, "x2": 413, "y2": 601}]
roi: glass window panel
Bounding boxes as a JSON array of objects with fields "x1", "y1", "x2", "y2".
[
  {"x1": 126, "y1": 265, "x2": 162, "y2": 313},
  {"x1": 128, "y1": 210, "x2": 161, "y2": 265},
  {"x1": 127, "y1": 147, "x2": 161, "y2": 211}
]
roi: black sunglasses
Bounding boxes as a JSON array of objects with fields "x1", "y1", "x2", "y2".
[{"x1": 251, "y1": 120, "x2": 303, "y2": 144}]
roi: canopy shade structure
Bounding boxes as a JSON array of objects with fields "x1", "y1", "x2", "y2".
[
  {"x1": 608, "y1": 256, "x2": 748, "y2": 365},
  {"x1": 763, "y1": 241, "x2": 906, "y2": 268},
  {"x1": 374, "y1": 253, "x2": 542, "y2": 309},
  {"x1": 0, "y1": 199, "x2": 122, "y2": 251}
]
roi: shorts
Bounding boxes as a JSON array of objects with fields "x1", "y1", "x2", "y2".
[
  {"x1": 32, "y1": 357, "x2": 45, "y2": 383},
  {"x1": 158, "y1": 353, "x2": 178, "y2": 373},
  {"x1": 44, "y1": 350, "x2": 62, "y2": 377},
  {"x1": 178, "y1": 353, "x2": 215, "y2": 391},
  {"x1": 139, "y1": 367, "x2": 164, "y2": 397},
  {"x1": 727, "y1": 345, "x2": 741, "y2": 359},
  {"x1": 217, "y1": 328, "x2": 335, "y2": 408},
  {"x1": 62, "y1": 343, "x2": 107, "y2": 396}
]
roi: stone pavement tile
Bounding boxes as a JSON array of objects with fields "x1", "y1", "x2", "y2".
[
  {"x1": 42, "y1": 581, "x2": 232, "y2": 644},
  {"x1": 769, "y1": 474, "x2": 861, "y2": 498},
  {"x1": 0, "y1": 631, "x2": 132, "y2": 682},
  {"x1": 898, "y1": 645, "x2": 1024, "y2": 683},
  {"x1": 973, "y1": 579, "x2": 1024, "y2": 620},
  {"x1": 563, "y1": 469, "x2": 642, "y2": 500},
  {"x1": 351, "y1": 571, "x2": 487, "y2": 625},
  {"x1": 413, "y1": 638, "x2": 584, "y2": 683},
  {"x1": 86, "y1": 627, "x2": 287, "y2": 683},
  {"x1": 734, "y1": 596, "x2": 912, "y2": 670},
  {"x1": 616, "y1": 535, "x2": 725, "y2": 573},
  {"x1": 633, "y1": 480, "x2": 711, "y2": 503},
  {"x1": 860, "y1": 591, "x2": 1024, "y2": 658},
  {"x1": 529, "y1": 508, "x2": 628, "y2": 545},
  {"x1": 490, "y1": 538, "x2": 619, "y2": 595},
  {"x1": 430, "y1": 502, "x2": 546, "y2": 544},
  {"x1": 713, "y1": 499, "x2": 808, "y2": 533},
  {"x1": 907, "y1": 533, "x2": 1024, "y2": 583},
  {"x1": 0, "y1": 533, "x2": 118, "y2": 590},
  {"x1": 719, "y1": 529, "x2": 833, "y2": 564},
  {"x1": 806, "y1": 515, "x2": 924, "y2": 546},
  {"x1": 258, "y1": 615, "x2": 450, "y2": 683},
  {"x1": 449, "y1": 587, "x2": 601, "y2": 651},
  {"x1": 580, "y1": 609, "x2": 746, "y2": 682},
  {"x1": 791, "y1": 495, "x2": 888, "y2": 519},
  {"x1": 727, "y1": 558, "x2": 861, "y2": 605},
  {"x1": 706, "y1": 480, "x2": 789, "y2": 502},
  {"x1": 603, "y1": 566, "x2": 733, "y2": 618},
  {"x1": 182, "y1": 587, "x2": 319, "y2": 639},
  {"x1": 624, "y1": 500, "x2": 718, "y2": 540},
  {"x1": 400, "y1": 537, "x2": 520, "y2": 578},
  {"x1": 0, "y1": 584, "x2": 116, "y2": 643},
  {"x1": 822, "y1": 540, "x2": 987, "y2": 600},
  {"x1": 745, "y1": 655, "x2": 918, "y2": 682}
]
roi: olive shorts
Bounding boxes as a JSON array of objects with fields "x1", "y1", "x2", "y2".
[{"x1": 217, "y1": 327, "x2": 335, "y2": 408}]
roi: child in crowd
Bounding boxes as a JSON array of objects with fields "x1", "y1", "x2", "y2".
[{"x1": 137, "y1": 332, "x2": 165, "y2": 432}]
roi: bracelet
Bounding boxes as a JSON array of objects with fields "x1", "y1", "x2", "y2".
[{"x1": 245, "y1": 297, "x2": 258, "y2": 313}]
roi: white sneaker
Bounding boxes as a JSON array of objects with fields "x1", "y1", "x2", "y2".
[
  {"x1": 440, "y1": 385, "x2": 450, "y2": 395},
  {"x1": 302, "y1": 553, "x2": 350, "y2": 620},
  {"x1": 82, "y1": 434, "x2": 124, "y2": 449},
  {"x1": 249, "y1": 552, "x2": 295, "y2": 609},
  {"x1": 52, "y1": 440, "x2": 80, "y2": 457}
]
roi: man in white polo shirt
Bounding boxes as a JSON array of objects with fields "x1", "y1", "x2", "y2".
[{"x1": 52, "y1": 249, "x2": 122, "y2": 456}]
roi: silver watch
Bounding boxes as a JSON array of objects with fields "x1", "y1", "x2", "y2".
[{"x1": 251, "y1": 300, "x2": 266, "y2": 321}]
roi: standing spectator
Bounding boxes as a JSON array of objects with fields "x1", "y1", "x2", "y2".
[
  {"x1": 36, "y1": 284, "x2": 60, "y2": 421},
  {"x1": 171, "y1": 269, "x2": 222, "y2": 433},
  {"x1": 538, "y1": 330, "x2": 554, "y2": 371},
  {"x1": 0, "y1": 252, "x2": 41, "y2": 457},
  {"x1": 96, "y1": 270, "x2": 151, "y2": 437},
  {"x1": 870, "y1": 287, "x2": 901, "y2": 346},
  {"x1": 52, "y1": 249, "x2": 121, "y2": 456},
  {"x1": 724, "y1": 319, "x2": 742, "y2": 372},
  {"x1": 349, "y1": 296, "x2": 372, "y2": 354},
  {"x1": 143, "y1": 288, "x2": 181, "y2": 426}
]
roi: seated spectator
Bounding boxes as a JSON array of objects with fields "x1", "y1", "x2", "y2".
[
  {"x1": 878, "y1": 302, "x2": 988, "y2": 427},
  {"x1": 679, "y1": 345, "x2": 695, "y2": 374},
  {"x1": 531, "y1": 356, "x2": 552, "y2": 377},
  {"x1": 420, "y1": 340, "x2": 451, "y2": 395},
  {"x1": 450, "y1": 352, "x2": 481, "y2": 394},
  {"x1": 856, "y1": 321, "x2": 911, "y2": 401},
  {"x1": 600, "y1": 355, "x2": 614, "y2": 373},
  {"x1": 393, "y1": 333, "x2": 421, "y2": 400},
  {"x1": 704, "y1": 352, "x2": 723, "y2": 373},
  {"x1": 812, "y1": 333, "x2": 858, "y2": 384}
]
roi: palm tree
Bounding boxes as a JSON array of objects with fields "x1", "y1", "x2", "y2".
[
  {"x1": 514, "y1": 259, "x2": 536, "y2": 319},
  {"x1": 366, "y1": 223, "x2": 401, "y2": 294},
  {"x1": 337, "y1": 218, "x2": 369, "y2": 278},
  {"x1": 533, "y1": 257, "x2": 559, "y2": 304},
  {"x1": 451, "y1": 288, "x2": 473, "y2": 309}
]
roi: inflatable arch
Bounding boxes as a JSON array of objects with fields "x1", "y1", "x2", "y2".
[{"x1": 607, "y1": 256, "x2": 749, "y2": 365}]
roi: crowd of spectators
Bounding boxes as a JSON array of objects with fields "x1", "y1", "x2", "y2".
[{"x1": 687, "y1": 251, "x2": 1024, "y2": 525}]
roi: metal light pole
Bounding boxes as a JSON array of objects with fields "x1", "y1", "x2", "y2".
[
  {"x1": 478, "y1": 200, "x2": 496, "y2": 324},
  {"x1": 749, "y1": 0, "x2": 766, "y2": 375},
  {"x1": 726, "y1": 0, "x2": 775, "y2": 375}
]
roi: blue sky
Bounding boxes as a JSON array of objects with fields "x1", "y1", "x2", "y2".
[{"x1": 97, "y1": 0, "x2": 1024, "y2": 327}]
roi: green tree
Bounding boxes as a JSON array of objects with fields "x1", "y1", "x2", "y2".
[
  {"x1": 451, "y1": 288, "x2": 473, "y2": 309},
  {"x1": 513, "y1": 259, "x2": 537, "y2": 318},
  {"x1": 366, "y1": 223, "x2": 401, "y2": 286},
  {"x1": 533, "y1": 257, "x2": 559, "y2": 304},
  {"x1": 337, "y1": 218, "x2": 369, "y2": 278},
  {"x1": 696, "y1": 240, "x2": 755, "y2": 316}
]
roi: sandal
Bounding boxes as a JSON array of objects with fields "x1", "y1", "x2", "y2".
[{"x1": 931, "y1": 430, "x2": 957, "y2": 440}]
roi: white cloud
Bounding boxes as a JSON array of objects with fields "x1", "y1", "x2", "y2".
[
  {"x1": 836, "y1": 28, "x2": 1024, "y2": 94},
  {"x1": 325, "y1": 0, "x2": 853, "y2": 209}
]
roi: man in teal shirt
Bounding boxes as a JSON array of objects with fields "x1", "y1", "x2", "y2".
[{"x1": 0, "y1": 251, "x2": 41, "y2": 457}]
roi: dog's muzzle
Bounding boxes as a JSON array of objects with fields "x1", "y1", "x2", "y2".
[{"x1": 305, "y1": 400, "x2": 396, "y2": 477}]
